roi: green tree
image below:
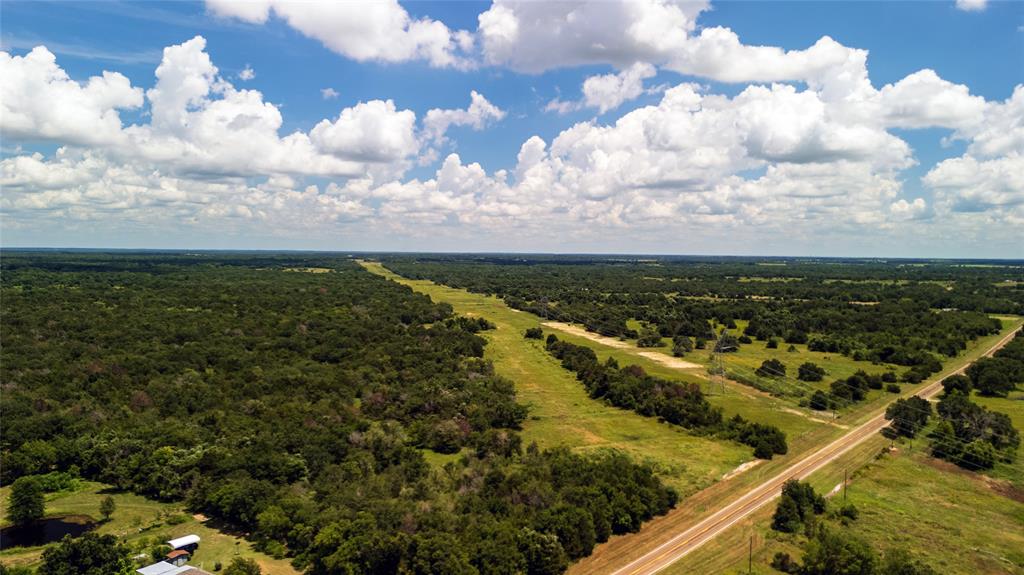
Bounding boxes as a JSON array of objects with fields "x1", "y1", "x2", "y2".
[
  {"x1": 756, "y1": 358, "x2": 786, "y2": 378},
  {"x1": 518, "y1": 528, "x2": 568, "y2": 575},
  {"x1": 960, "y1": 440, "x2": 996, "y2": 470},
  {"x1": 6, "y1": 476, "x2": 44, "y2": 525},
  {"x1": 99, "y1": 495, "x2": 116, "y2": 522},
  {"x1": 941, "y1": 374, "x2": 972, "y2": 397},
  {"x1": 880, "y1": 549, "x2": 937, "y2": 575},
  {"x1": 39, "y1": 533, "x2": 133, "y2": 575},
  {"x1": 409, "y1": 533, "x2": 477, "y2": 575},
  {"x1": 223, "y1": 557, "x2": 262, "y2": 575},
  {"x1": 771, "y1": 495, "x2": 802, "y2": 533},
  {"x1": 797, "y1": 362, "x2": 826, "y2": 382},
  {"x1": 809, "y1": 390, "x2": 830, "y2": 411},
  {"x1": 799, "y1": 527, "x2": 876, "y2": 575},
  {"x1": 884, "y1": 397, "x2": 931, "y2": 438}
]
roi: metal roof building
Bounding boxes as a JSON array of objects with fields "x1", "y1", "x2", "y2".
[{"x1": 166, "y1": 534, "x2": 201, "y2": 549}]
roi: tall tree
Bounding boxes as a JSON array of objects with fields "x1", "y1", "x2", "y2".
[
  {"x1": 6, "y1": 476, "x2": 44, "y2": 525},
  {"x1": 39, "y1": 533, "x2": 133, "y2": 575}
]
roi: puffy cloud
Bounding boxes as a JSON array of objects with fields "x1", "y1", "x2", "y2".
[
  {"x1": 238, "y1": 65, "x2": 255, "y2": 81},
  {"x1": 878, "y1": 69, "x2": 987, "y2": 130},
  {"x1": 423, "y1": 91, "x2": 506, "y2": 142},
  {"x1": 3, "y1": 21, "x2": 1021, "y2": 254},
  {"x1": 955, "y1": 0, "x2": 987, "y2": 11},
  {"x1": 0, "y1": 46, "x2": 143, "y2": 146},
  {"x1": 963, "y1": 86, "x2": 1024, "y2": 158},
  {"x1": 580, "y1": 62, "x2": 658, "y2": 114},
  {"x1": 206, "y1": 0, "x2": 471, "y2": 68},
  {"x1": 321, "y1": 87, "x2": 339, "y2": 100},
  {"x1": 925, "y1": 154, "x2": 1024, "y2": 215},
  {"x1": 1, "y1": 37, "x2": 421, "y2": 180},
  {"x1": 478, "y1": 0, "x2": 707, "y2": 73},
  {"x1": 890, "y1": 198, "x2": 928, "y2": 221},
  {"x1": 310, "y1": 99, "x2": 419, "y2": 163}
]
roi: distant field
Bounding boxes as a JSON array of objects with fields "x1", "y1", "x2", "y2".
[
  {"x1": 0, "y1": 482, "x2": 298, "y2": 574},
  {"x1": 361, "y1": 261, "x2": 753, "y2": 495}
]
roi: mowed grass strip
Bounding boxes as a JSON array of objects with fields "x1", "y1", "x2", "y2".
[
  {"x1": 0, "y1": 482, "x2": 299, "y2": 574},
  {"x1": 360, "y1": 261, "x2": 751, "y2": 495}
]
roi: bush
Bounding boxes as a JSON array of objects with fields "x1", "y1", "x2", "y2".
[
  {"x1": 885, "y1": 383, "x2": 900, "y2": 393},
  {"x1": 771, "y1": 551, "x2": 798, "y2": 573},
  {"x1": 756, "y1": 358, "x2": 786, "y2": 378},
  {"x1": 797, "y1": 362, "x2": 826, "y2": 382},
  {"x1": 809, "y1": 390, "x2": 830, "y2": 411},
  {"x1": 767, "y1": 338, "x2": 779, "y2": 349},
  {"x1": 838, "y1": 503, "x2": 859, "y2": 521},
  {"x1": 224, "y1": 558, "x2": 262, "y2": 575},
  {"x1": 524, "y1": 327, "x2": 544, "y2": 339}
]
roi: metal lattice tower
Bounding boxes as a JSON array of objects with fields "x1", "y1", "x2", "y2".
[{"x1": 709, "y1": 327, "x2": 733, "y2": 395}]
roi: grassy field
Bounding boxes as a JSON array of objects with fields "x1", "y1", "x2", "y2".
[
  {"x1": 665, "y1": 441, "x2": 1024, "y2": 575},
  {"x1": 0, "y1": 482, "x2": 299, "y2": 574},
  {"x1": 360, "y1": 260, "x2": 756, "y2": 495}
]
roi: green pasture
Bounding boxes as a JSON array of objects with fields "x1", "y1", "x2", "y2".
[
  {"x1": 360, "y1": 261, "x2": 754, "y2": 495},
  {"x1": 0, "y1": 482, "x2": 299, "y2": 574}
]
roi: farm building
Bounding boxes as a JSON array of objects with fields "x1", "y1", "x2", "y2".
[
  {"x1": 167, "y1": 534, "x2": 201, "y2": 552},
  {"x1": 166, "y1": 549, "x2": 191, "y2": 566},
  {"x1": 136, "y1": 561, "x2": 211, "y2": 575}
]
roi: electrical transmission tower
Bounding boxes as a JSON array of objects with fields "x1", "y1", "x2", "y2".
[{"x1": 709, "y1": 327, "x2": 733, "y2": 395}]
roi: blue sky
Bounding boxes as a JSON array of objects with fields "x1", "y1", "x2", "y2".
[{"x1": 1, "y1": 0, "x2": 1022, "y2": 256}]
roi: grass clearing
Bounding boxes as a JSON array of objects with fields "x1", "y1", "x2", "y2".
[
  {"x1": 664, "y1": 435, "x2": 1024, "y2": 575},
  {"x1": 360, "y1": 260, "x2": 753, "y2": 495},
  {"x1": 0, "y1": 482, "x2": 299, "y2": 574}
]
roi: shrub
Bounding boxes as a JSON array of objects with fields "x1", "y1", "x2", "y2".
[
  {"x1": 524, "y1": 327, "x2": 543, "y2": 339},
  {"x1": 797, "y1": 362, "x2": 826, "y2": 382},
  {"x1": 771, "y1": 551, "x2": 797, "y2": 573},
  {"x1": 809, "y1": 390, "x2": 830, "y2": 411},
  {"x1": 885, "y1": 383, "x2": 900, "y2": 393},
  {"x1": 756, "y1": 358, "x2": 786, "y2": 378}
]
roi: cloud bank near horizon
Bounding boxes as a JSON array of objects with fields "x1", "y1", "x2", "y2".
[{"x1": 1, "y1": 0, "x2": 1020, "y2": 257}]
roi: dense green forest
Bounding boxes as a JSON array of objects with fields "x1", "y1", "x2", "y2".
[
  {"x1": 0, "y1": 253, "x2": 678, "y2": 573},
  {"x1": 383, "y1": 256, "x2": 1019, "y2": 379}
]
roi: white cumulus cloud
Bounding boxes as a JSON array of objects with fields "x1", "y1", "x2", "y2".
[
  {"x1": 423, "y1": 90, "x2": 506, "y2": 142},
  {"x1": 206, "y1": 0, "x2": 472, "y2": 68}
]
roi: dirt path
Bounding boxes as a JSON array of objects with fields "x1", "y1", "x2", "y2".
[
  {"x1": 605, "y1": 325, "x2": 1022, "y2": 575},
  {"x1": 542, "y1": 321, "x2": 703, "y2": 369}
]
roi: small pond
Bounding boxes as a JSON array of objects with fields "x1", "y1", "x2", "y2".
[{"x1": 0, "y1": 515, "x2": 97, "y2": 548}]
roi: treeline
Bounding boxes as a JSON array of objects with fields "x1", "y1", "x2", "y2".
[
  {"x1": 543, "y1": 335, "x2": 787, "y2": 458},
  {"x1": 881, "y1": 362, "x2": 1021, "y2": 471},
  {"x1": 0, "y1": 254, "x2": 679, "y2": 573},
  {"x1": 930, "y1": 384, "x2": 1020, "y2": 470},
  {"x1": 381, "y1": 257, "x2": 1009, "y2": 378}
]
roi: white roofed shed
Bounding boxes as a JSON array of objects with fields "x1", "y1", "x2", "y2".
[{"x1": 166, "y1": 534, "x2": 200, "y2": 549}]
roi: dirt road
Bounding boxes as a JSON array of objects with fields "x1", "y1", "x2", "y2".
[
  {"x1": 609, "y1": 325, "x2": 1022, "y2": 575},
  {"x1": 542, "y1": 321, "x2": 703, "y2": 369}
]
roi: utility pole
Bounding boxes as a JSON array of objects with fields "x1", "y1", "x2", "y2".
[{"x1": 748, "y1": 534, "x2": 753, "y2": 574}]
